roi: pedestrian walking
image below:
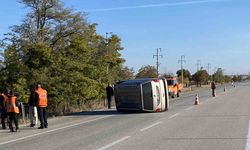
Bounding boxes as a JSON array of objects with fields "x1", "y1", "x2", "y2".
[
  {"x1": 211, "y1": 80, "x2": 216, "y2": 97},
  {"x1": 35, "y1": 84, "x2": 48, "y2": 129},
  {"x1": 106, "y1": 84, "x2": 114, "y2": 109},
  {"x1": 28, "y1": 88, "x2": 38, "y2": 127},
  {"x1": 7, "y1": 91, "x2": 19, "y2": 132},
  {"x1": 0, "y1": 90, "x2": 8, "y2": 129}
]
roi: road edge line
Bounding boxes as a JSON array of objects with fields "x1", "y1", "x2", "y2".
[{"x1": 0, "y1": 115, "x2": 112, "y2": 146}]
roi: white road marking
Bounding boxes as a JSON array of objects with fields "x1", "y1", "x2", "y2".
[
  {"x1": 245, "y1": 120, "x2": 250, "y2": 150},
  {"x1": 97, "y1": 136, "x2": 130, "y2": 150},
  {"x1": 168, "y1": 113, "x2": 180, "y2": 119},
  {"x1": 140, "y1": 122, "x2": 161, "y2": 132},
  {"x1": 206, "y1": 98, "x2": 212, "y2": 100},
  {"x1": 0, "y1": 116, "x2": 112, "y2": 146},
  {"x1": 185, "y1": 106, "x2": 193, "y2": 111}
]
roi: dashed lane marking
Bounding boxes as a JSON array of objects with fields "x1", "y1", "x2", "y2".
[
  {"x1": 168, "y1": 113, "x2": 180, "y2": 119},
  {"x1": 185, "y1": 107, "x2": 193, "y2": 111},
  {"x1": 97, "y1": 136, "x2": 130, "y2": 150},
  {"x1": 140, "y1": 122, "x2": 161, "y2": 132}
]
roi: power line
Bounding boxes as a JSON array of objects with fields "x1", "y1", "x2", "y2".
[{"x1": 153, "y1": 48, "x2": 163, "y2": 77}]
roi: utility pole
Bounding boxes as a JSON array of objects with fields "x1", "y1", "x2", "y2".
[
  {"x1": 212, "y1": 67, "x2": 217, "y2": 81},
  {"x1": 104, "y1": 32, "x2": 112, "y2": 107},
  {"x1": 206, "y1": 63, "x2": 211, "y2": 75},
  {"x1": 195, "y1": 60, "x2": 201, "y2": 71},
  {"x1": 178, "y1": 55, "x2": 186, "y2": 85},
  {"x1": 105, "y1": 32, "x2": 112, "y2": 75},
  {"x1": 153, "y1": 48, "x2": 163, "y2": 77},
  {"x1": 206, "y1": 63, "x2": 211, "y2": 82}
]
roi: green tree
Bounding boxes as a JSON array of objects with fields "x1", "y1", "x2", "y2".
[
  {"x1": 176, "y1": 69, "x2": 191, "y2": 80},
  {"x1": 0, "y1": 0, "x2": 126, "y2": 114},
  {"x1": 192, "y1": 70, "x2": 209, "y2": 87},
  {"x1": 135, "y1": 65, "x2": 157, "y2": 78},
  {"x1": 116, "y1": 66, "x2": 134, "y2": 80},
  {"x1": 176, "y1": 69, "x2": 191, "y2": 85},
  {"x1": 212, "y1": 68, "x2": 224, "y2": 83},
  {"x1": 224, "y1": 75, "x2": 232, "y2": 83},
  {"x1": 160, "y1": 72, "x2": 174, "y2": 78},
  {"x1": 232, "y1": 75, "x2": 242, "y2": 82},
  {"x1": 1, "y1": 42, "x2": 27, "y2": 92}
]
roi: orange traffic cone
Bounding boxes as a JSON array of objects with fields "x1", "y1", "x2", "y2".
[{"x1": 194, "y1": 94, "x2": 199, "y2": 105}]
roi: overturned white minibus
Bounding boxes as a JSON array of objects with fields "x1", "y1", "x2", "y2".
[{"x1": 114, "y1": 78, "x2": 169, "y2": 112}]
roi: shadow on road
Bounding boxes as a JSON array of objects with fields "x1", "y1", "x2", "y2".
[{"x1": 66, "y1": 109, "x2": 142, "y2": 116}]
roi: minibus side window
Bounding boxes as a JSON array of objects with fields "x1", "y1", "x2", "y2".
[{"x1": 156, "y1": 86, "x2": 160, "y2": 106}]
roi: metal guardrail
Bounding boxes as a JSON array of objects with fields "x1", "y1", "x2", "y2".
[{"x1": 18, "y1": 102, "x2": 29, "y2": 125}]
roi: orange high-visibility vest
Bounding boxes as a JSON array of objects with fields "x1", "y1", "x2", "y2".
[
  {"x1": 36, "y1": 88, "x2": 48, "y2": 107},
  {"x1": 7, "y1": 96, "x2": 19, "y2": 114}
]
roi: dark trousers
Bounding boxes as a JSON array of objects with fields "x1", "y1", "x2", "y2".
[
  {"x1": 38, "y1": 107, "x2": 48, "y2": 128},
  {"x1": 212, "y1": 89, "x2": 216, "y2": 97},
  {"x1": 8, "y1": 112, "x2": 18, "y2": 132},
  {"x1": 1, "y1": 113, "x2": 7, "y2": 129},
  {"x1": 107, "y1": 96, "x2": 112, "y2": 109}
]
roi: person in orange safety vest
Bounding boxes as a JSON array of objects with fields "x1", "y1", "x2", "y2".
[
  {"x1": 7, "y1": 90, "x2": 19, "y2": 132},
  {"x1": 35, "y1": 84, "x2": 48, "y2": 129}
]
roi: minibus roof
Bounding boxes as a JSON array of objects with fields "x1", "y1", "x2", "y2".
[{"x1": 116, "y1": 78, "x2": 162, "y2": 85}]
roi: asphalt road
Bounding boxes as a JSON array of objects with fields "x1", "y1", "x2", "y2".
[{"x1": 0, "y1": 83, "x2": 249, "y2": 150}]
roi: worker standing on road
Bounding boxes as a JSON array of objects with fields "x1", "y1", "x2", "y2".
[
  {"x1": 35, "y1": 84, "x2": 48, "y2": 129},
  {"x1": 231, "y1": 80, "x2": 236, "y2": 88},
  {"x1": 7, "y1": 90, "x2": 19, "y2": 132},
  {"x1": 106, "y1": 84, "x2": 114, "y2": 109},
  {"x1": 28, "y1": 88, "x2": 38, "y2": 127},
  {"x1": 211, "y1": 80, "x2": 216, "y2": 97},
  {"x1": 0, "y1": 90, "x2": 9, "y2": 129}
]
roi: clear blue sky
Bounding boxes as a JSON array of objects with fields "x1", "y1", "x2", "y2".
[{"x1": 0, "y1": 0, "x2": 250, "y2": 75}]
